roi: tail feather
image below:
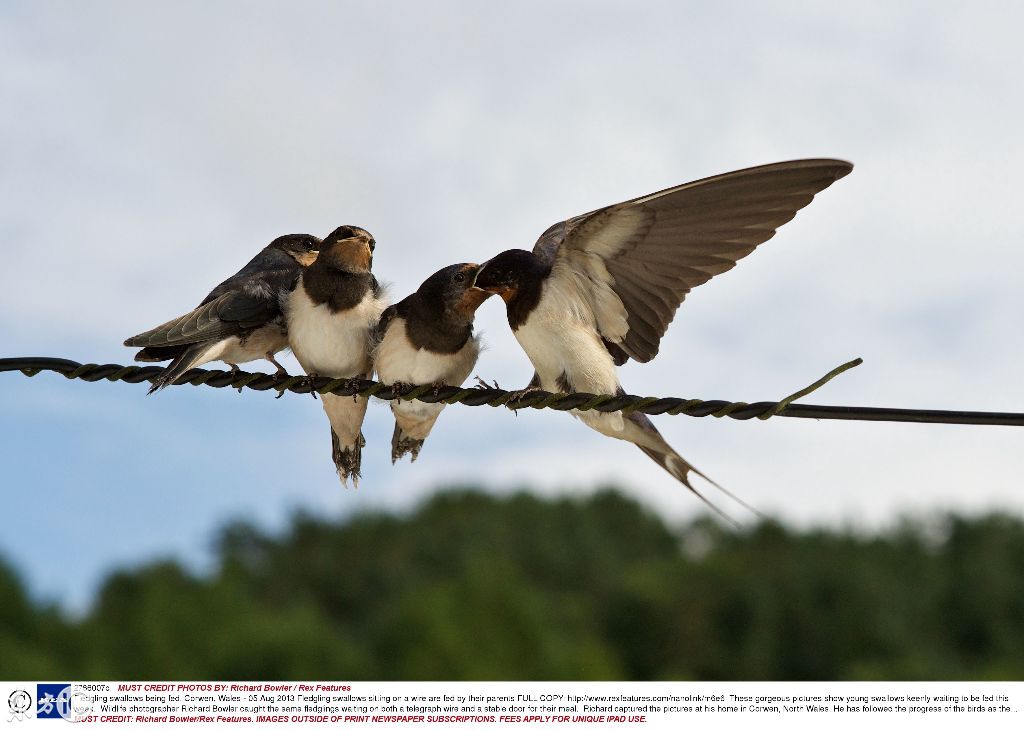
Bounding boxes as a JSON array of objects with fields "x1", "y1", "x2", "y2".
[
  {"x1": 391, "y1": 422, "x2": 424, "y2": 463},
  {"x1": 625, "y1": 411, "x2": 763, "y2": 523},
  {"x1": 389, "y1": 405, "x2": 443, "y2": 463},
  {"x1": 147, "y1": 343, "x2": 214, "y2": 394},
  {"x1": 321, "y1": 393, "x2": 370, "y2": 486},
  {"x1": 635, "y1": 445, "x2": 737, "y2": 526},
  {"x1": 641, "y1": 444, "x2": 767, "y2": 526},
  {"x1": 134, "y1": 345, "x2": 186, "y2": 363},
  {"x1": 331, "y1": 428, "x2": 365, "y2": 486}
]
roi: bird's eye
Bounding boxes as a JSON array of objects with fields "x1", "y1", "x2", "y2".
[
  {"x1": 454, "y1": 272, "x2": 466, "y2": 283},
  {"x1": 369, "y1": 240, "x2": 376, "y2": 252}
]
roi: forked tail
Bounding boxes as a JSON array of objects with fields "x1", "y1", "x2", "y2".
[{"x1": 627, "y1": 412, "x2": 763, "y2": 525}]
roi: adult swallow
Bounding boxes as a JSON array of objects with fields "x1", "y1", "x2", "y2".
[
  {"x1": 286, "y1": 225, "x2": 388, "y2": 486},
  {"x1": 474, "y1": 159, "x2": 853, "y2": 518},
  {"x1": 373, "y1": 263, "x2": 492, "y2": 462},
  {"x1": 124, "y1": 233, "x2": 322, "y2": 394}
]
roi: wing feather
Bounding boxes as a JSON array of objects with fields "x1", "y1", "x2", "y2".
[
  {"x1": 123, "y1": 290, "x2": 277, "y2": 347},
  {"x1": 533, "y1": 159, "x2": 852, "y2": 362}
]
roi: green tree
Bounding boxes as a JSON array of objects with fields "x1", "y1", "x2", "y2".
[{"x1": 2, "y1": 488, "x2": 1023, "y2": 680}]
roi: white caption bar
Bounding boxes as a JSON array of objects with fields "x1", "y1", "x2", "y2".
[{"x1": 1, "y1": 682, "x2": 1021, "y2": 728}]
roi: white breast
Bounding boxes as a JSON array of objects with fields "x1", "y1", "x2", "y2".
[
  {"x1": 514, "y1": 276, "x2": 626, "y2": 433},
  {"x1": 514, "y1": 276, "x2": 621, "y2": 396},
  {"x1": 375, "y1": 317, "x2": 482, "y2": 430},
  {"x1": 287, "y1": 285, "x2": 388, "y2": 378},
  {"x1": 374, "y1": 318, "x2": 481, "y2": 387}
]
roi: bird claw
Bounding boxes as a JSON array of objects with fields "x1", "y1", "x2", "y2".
[
  {"x1": 270, "y1": 366, "x2": 289, "y2": 399},
  {"x1": 472, "y1": 377, "x2": 539, "y2": 415},
  {"x1": 270, "y1": 362, "x2": 288, "y2": 379},
  {"x1": 349, "y1": 377, "x2": 365, "y2": 402},
  {"x1": 389, "y1": 381, "x2": 409, "y2": 399},
  {"x1": 230, "y1": 364, "x2": 244, "y2": 393},
  {"x1": 261, "y1": 353, "x2": 290, "y2": 397},
  {"x1": 505, "y1": 386, "x2": 544, "y2": 414},
  {"x1": 385, "y1": 381, "x2": 445, "y2": 400},
  {"x1": 305, "y1": 372, "x2": 320, "y2": 399},
  {"x1": 507, "y1": 385, "x2": 543, "y2": 402}
]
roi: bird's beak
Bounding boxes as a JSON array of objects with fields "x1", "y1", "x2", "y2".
[
  {"x1": 470, "y1": 263, "x2": 486, "y2": 290},
  {"x1": 320, "y1": 237, "x2": 373, "y2": 273},
  {"x1": 471, "y1": 260, "x2": 517, "y2": 301},
  {"x1": 471, "y1": 262, "x2": 505, "y2": 294},
  {"x1": 295, "y1": 250, "x2": 319, "y2": 267},
  {"x1": 456, "y1": 264, "x2": 492, "y2": 313}
]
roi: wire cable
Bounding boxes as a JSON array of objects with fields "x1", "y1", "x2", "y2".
[{"x1": 2, "y1": 356, "x2": 1022, "y2": 426}]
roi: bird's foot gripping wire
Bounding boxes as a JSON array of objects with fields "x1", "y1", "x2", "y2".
[
  {"x1": 388, "y1": 381, "x2": 409, "y2": 399},
  {"x1": 266, "y1": 353, "x2": 288, "y2": 378},
  {"x1": 506, "y1": 386, "x2": 544, "y2": 407},
  {"x1": 474, "y1": 377, "x2": 545, "y2": 412},
  {"x1": 266, "y1": 355, "x2": 290, "y2": 398},
  {"x1": 305, "y1": 372, "x2": 320, "y2": 399},
  {"x1": 230, "y1": 364, "x2": 244, "y2": 393},
  {"x1": 349, "y1": 377, "x2": 366, "y2": 403}
]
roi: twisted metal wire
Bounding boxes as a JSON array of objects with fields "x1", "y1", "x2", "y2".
[{"x1": 2, "y1": 356, "x2": 1023, "y2": 427}]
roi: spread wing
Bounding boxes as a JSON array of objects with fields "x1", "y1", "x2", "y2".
[
  {"x1": 533, "y1": 159, "x2": 853, "y2": 363},
  {"x1": 123, "y1": 275, "x2": 288, "y2": 348}
]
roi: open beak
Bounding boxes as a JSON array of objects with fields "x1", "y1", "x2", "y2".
[
  {"x1": 470, "y1": 263, "x2": 485, "y2": 290},
  {"x1": 471, "y1": 262, "x2": 506, "y2": 294},
  {"x1": 458, "y1": 265, "x2": 494, "y2": 314}
]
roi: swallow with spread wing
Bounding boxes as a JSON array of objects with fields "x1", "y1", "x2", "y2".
[
  {"x1": 373, "y1": 263, "x2": 492, "y2": 462},
  {"x1": 124, "y1": 233, "x2": 322, "y2": 394},
  {"x1": 473, "y1": 159, "x2": 853, "y2": 518},
  {"x1": 286, "y1": 225, "x2": 388, "y2": 486}
]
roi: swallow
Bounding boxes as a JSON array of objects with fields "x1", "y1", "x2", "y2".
[
  {"x1": 124, "y1": 233, "x2": 322, "y2": 394},
  {"x1": 285, "y1": 225, "x2": 388, "y2": 486},
  {"x1": 473, "y1": 159, "x2": 853, "y2": 519},
  {"x1": 373, "y1": 263, "x2": 492, "y2": 462}
]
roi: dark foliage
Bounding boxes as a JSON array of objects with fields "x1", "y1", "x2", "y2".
[{"x1": 2, "y1": 489, "x2": 1024, "y2": 679}]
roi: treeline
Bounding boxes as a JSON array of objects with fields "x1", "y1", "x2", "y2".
[{"x1": 2, "y1": 488, "x2": 1024, "y2": 680}]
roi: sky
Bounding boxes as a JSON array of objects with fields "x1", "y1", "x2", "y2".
[{"x1": 1, "y1": 1, "x2": 1022, "y2": 611}]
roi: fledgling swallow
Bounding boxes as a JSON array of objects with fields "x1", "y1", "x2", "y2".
[
  {"x1": 124, "y1": 233, "x2": 322, "y2": 394},
  {"x1": 373, "y1": 263, "x2": 493, "y2": 462},
  {"x1": 285, "y1": 225, "x2": 388, "y2": 486},
  {"x1": 474, "y1": 159, "x2": 853, "y2": 520}
]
